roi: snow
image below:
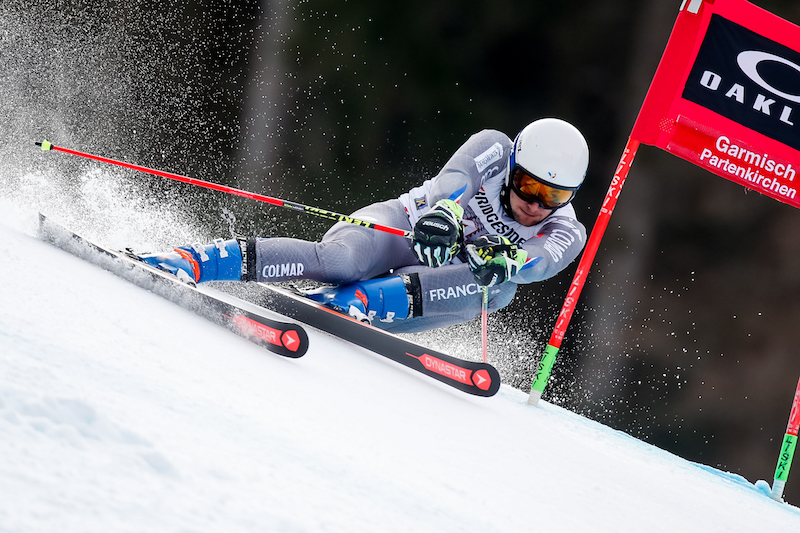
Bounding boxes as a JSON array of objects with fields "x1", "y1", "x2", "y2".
[{"x1": 2, "y1": 202, "x2": 800, "y2": 532}]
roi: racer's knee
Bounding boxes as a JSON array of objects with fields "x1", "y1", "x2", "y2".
[{"x1": 314, "y1": 240, "x2": 371, "y2": 283}]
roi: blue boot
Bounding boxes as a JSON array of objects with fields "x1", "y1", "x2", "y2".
[
  {"x1": 305, "y1": 275, "x2": 418, "y2": 325},
  {"x1": 138, "y1": 238, "x2": 244, "y2": 284}
]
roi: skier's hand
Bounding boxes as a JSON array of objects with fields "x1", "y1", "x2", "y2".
[
  {"x1": 413, "y1": 199, "x2": 464, "y2": 267},
  {"x1": 466, "y1": 235, "x2": 529, "y2": 287}
]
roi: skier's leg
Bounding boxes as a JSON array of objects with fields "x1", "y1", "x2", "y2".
[
  {"x1": 138, "y1": 200, "x2": 417, "y2": 285},
  {"x1": 253, "y1": 199, "x2": 418, "y2": 283},
  {"x1": 374, "y1": 263, "x2": 518, "y2": 334}
]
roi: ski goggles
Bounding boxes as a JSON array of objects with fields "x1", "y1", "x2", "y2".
[{"x1": 509, "y1": 165, "x2": 578, "y2": 210}]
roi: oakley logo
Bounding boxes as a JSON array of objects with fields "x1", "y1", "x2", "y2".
[
  {"x1": 738, "y1": 51, "x2": 800, "y2": 103},
  {"x1": 684, "y1": 15, "x2": 800, "y2": 150},
  {"x1": 699, "y1": 63, "x2": 796, "y2": 125}
]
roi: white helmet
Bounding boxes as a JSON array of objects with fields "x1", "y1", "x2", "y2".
[
  {"x1": 502, "y1": 118, "x2": 589, "y2": 213},
  {"x1": 509, "y1": 118, "x2": 589, "y2": 188}
]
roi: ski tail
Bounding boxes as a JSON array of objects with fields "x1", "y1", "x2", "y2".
[{"x1": 38, "y1": 214, "x2": 309, "y2": 358}]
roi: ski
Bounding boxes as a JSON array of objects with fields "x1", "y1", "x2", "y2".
[
  {"x1": 38, "y1": 214, "x2": 309, "y2": 358},
  {"x1": 214, "y1": 282, "x2": 502, "y2": 397},
  {"x1": 38, "y1": 214, "x2": 499, "y2": 395}
]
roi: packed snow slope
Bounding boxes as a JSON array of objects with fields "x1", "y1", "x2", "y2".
[{"x1": 2, "y1": 208, "x2": 800, "y2": 532}]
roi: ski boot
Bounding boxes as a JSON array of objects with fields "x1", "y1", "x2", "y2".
[
  {"x1": 137, "y1": 238, "x2": 245, "y2": 284},
  {"x1": 305, "y1": 274, "x2": 421, "y2": 325}
]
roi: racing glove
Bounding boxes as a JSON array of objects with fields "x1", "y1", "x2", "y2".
[
  {"x1": 412, "y1": 199, "x2": 464, "y2": 267},
  {"x1": 466, "y1": 234, "x2": 529, "y2": 287}
]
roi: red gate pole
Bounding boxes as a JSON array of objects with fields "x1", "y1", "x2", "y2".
[{"x1": 528, "y1": 137, "x2": 640, "y2": 406}]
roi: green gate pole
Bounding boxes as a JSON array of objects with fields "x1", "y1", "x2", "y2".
[{"x1": 771, "y1": 376, "x2": 800, "y2": 501}]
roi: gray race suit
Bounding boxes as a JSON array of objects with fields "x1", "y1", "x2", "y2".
[{"x1": 254, "y1": 129, "x2": 587, "y2": 333}]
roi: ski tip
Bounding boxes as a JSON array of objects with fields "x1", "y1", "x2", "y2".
[{"x1": 37, "y1": 140, "x2": 53, "y2": 151}]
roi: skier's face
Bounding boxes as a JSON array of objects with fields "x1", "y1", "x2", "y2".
[{"x1": 509, "y1": 188, "x2": 553, "y2": 226}]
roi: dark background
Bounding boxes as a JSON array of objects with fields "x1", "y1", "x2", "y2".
[{"x1": 4, "y1": 0, "x2": 800, "y2": 504}]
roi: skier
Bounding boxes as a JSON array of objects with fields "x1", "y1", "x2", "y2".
[{"x1": 138, "y1": 118, "x2": 589, "y2": 333}]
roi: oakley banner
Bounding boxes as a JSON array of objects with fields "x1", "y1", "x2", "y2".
[{"x1": 631, "y1": 0, "x2": 800, "y2": 209}]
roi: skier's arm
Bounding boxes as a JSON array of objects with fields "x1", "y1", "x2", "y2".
[
  {"x1": 427, "y1": 130, "x2": 511, "y2": 206},
  {"x1": 510, "y1": 215, "x2": 587, "y2": 284},
  {"x1": 412, "y1": 130, "x2": 511, "y2": 267}
]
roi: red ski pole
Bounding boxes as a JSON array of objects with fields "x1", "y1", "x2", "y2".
[{"x1": 36, "y1": 140, "x2": 412, "y2": 239}]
